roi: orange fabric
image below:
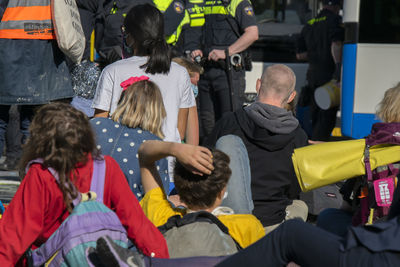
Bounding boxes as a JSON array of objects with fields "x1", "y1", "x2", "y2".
[
  {"x1": 1, "y1": 6, "x2": 51, "y2": 22},
  {"x1": 0, "y1": 29, "x2": 55, "y2": 39},
  {"x1": 0, "y1": 6, "x2": 55, "y2": 39}
]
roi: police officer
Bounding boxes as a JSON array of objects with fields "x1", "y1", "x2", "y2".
[
  {"x1": 154, "y1": 0, "x2": 205, "y2": 56},
  {"x1": 296, "y1": 0, "x2": 344, "y2": 141},
  {"x1": 195, "y1": 0, "x2": 258, "y2": 135}
]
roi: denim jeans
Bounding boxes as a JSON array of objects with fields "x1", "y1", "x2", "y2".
[{"x1": 215, "y1": 135, "x2": 253, "y2": 214}]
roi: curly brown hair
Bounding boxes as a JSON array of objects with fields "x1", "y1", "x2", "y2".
[
  {"x1": 19, "y1": 103, "x2": 100, "y2": 212},
  {"x1": 174, "y1": 149, "x2": 231, "y2": 210}
]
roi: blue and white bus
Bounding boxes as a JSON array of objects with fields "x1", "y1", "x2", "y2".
[{"x1": 341, "y1": 0, "x2": 400, "y2": 138}]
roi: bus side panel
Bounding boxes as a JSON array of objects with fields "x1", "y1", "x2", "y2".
[
  {"x1": 341, "y1": 43, "x2": 357, "y2": 137},
  {"x1": 351, "y1": 113, "x2": 379, "y2": 139}
]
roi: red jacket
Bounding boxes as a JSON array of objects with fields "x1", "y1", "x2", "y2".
[{"x1": 0, "y1": 155, "x2": 169, "y2": 266}]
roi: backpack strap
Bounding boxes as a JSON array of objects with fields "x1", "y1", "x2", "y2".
[
  {"x1": 158, "y1": 211, "x2": 243, "y2": 250},
  {"x1": 26, "y1": 159, "x2": 81, "y2": 207},
  {"x1": 89, "y1": 158, "x2": 106, "y2": 203},
  {"x1": 363, "y1": 144, "x2": 373, "y2": 182}
]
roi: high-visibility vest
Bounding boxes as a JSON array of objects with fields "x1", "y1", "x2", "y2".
[
  {"x1": 0, "y1": 0, "x2": 55, "y2": 39},
  {"x1": 154, "y1": 0, "x2": 204, "y2": 46},
  {"x1": 203, "y1": 0, "x2": 242, "y2": 17}
]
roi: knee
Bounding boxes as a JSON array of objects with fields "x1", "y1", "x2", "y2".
[{"x1": 216, "y1": 135, "x2": 243, "y2": 148}]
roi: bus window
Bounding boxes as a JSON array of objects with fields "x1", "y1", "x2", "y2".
[{"x1": 359, "y1": 0, "x2": 400, "y2": 44}]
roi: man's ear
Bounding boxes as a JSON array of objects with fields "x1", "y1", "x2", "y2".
[
  {"x1": 256, "y1": 78, "x2": 261, "y2": 95},
  {"x1": 287, "y1": 90, "x2": 296, "y2": 103}
]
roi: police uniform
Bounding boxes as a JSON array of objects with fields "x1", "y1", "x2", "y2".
[
  {"x1": 199, "y1": 0, "x2": 256, "y2": 135},
  {"x1": 297, "y1": 6, "x2": 344, "y2": 141},
  {"x1": 154, "y1": 0, "x2": 205, "y2": 56}
]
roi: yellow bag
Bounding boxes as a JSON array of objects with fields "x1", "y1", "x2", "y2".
[{"x1": 292, "y1": 139, "x2": 400, "y2": 192}]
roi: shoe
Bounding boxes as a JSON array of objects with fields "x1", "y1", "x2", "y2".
[
  {"x1": 0, "y1": 157, "x2": 18, "y2": 171},
  {"x1": 95, "y1": 236, "x2": 145, "y2": 267}
]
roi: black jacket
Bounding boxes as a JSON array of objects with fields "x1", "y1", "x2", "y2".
[{"x1": 204, "y1": 107, "x2": 308, "y2": 226}]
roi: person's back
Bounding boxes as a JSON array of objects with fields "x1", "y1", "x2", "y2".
[
  {"x1": 204, "y1": 64, "x2": 308, "y2": 229},
  {"x1": 300, "y1": 7, "x2": 341, "y2": 87},
  {"x1": 91, "y1": 79, "x2": 169, "y2": 199},
  {"x1": 138, "y1": 140, "x2": 265, "y2": 255},
  {"x1": 0, "y1": 103, "x2": 169, "y2": 265}
]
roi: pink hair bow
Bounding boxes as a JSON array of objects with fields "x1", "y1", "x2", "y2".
[{"x1": 120, "y1": 76, "x2": 150, "y2": 91}]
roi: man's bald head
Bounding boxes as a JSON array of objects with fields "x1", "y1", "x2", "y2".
[{"x1": 257, "y1": 64, "x2": 296, "y2": 107}]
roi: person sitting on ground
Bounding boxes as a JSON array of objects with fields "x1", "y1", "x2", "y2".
[
  {"x1": 204, "y1": 64, "x2": 309, "y2": 232},
  {"x1": 0, "y1": 103, "x2": 169, "y2": 265},
  {"x1": 91, "y1": 78, "x2": 169, "y2": 200},
  {"x1": 89, "y1": 184, "x2": 400, "y2": 267},
  {"x1": 317, "y1": 81, "x2": 400, "y2": 237},
  {"x1": 138, "y1": 140, "x2": 265, "y2": 255},
  {"x1": 172, "y1": 57, "x2": 203, "y2": 145}
]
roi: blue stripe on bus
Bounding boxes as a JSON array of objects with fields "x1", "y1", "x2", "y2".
[
  {"x1": 341, "y1": 43, "x2": 357, "y2": 137},
  {"x1": 351, "y1": 113, "x2": 380, "y2": 139}
]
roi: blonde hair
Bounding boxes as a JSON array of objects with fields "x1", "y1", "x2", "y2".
[
  {"x1": 111, "y1": 80, "x2": 166, "y2": 138},
  {"x1": 172, "y1": 57, "x2": 203, "y2": 77},
  {"x1": 376, "y1": 82, "x2": 400, "y2": 123}
]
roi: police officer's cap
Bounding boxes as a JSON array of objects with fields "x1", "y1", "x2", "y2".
[{"x1": 322, "y1": 0, "x2": 341, "y2": 6}]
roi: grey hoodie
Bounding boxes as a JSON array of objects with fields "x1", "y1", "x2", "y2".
[{"x1": 244, "y1": 101, "x2": 299, "y2": 134}]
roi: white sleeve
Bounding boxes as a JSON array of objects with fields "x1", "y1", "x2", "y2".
[
  {"x1": 92, "y1": 67, "x2": 114, "y2": 112},
  {"x1": 179, "y1": 70, "x2": 196, "y2": 109}
]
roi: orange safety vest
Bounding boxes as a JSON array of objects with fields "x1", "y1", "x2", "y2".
[{"x1": 0, "y1": 0, "x2": 55, "y2": 39}]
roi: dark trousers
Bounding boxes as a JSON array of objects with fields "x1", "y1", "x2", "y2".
[
  {"x1": 0, "y1": 105, "x2": 35, "y2": 158},
  {"x1": 198, "y1": 67, "x2": 245, "y2": 136},
  {"x1": 311, "y1": 100, "x2": 338, "y2": 141},
  {"x1": 217, "y1": 219, "x2": 342, "y2": 267}
]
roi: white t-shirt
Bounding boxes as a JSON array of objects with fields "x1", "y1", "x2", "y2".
[{"x1": 92, "y1": 56, "x2": 196, "y2": 144}]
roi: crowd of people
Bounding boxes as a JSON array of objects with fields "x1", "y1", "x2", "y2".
[{"x1": 0, "y1": 0, "x2": 400, "y2": 266}]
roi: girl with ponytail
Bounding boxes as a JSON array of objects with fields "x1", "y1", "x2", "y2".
[{"x1": 92, "y1": 4, "x2": 197, "y2": 148}]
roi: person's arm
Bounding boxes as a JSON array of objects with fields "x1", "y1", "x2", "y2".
[
  {"x1": 0, "y1": 166, "x2": 47, "y2": 265},
  {"x1": 208, "y1": 25, "x2": 258, "y2": 61},
  {"x1": 139, "y1": 141, "x2": 213, "y2": 193},
  {"x1": 177, "y1": 107, "x2": 189, "y2": 141},
  {"x1": 185, "y1": 106, "x2": 199, "y2": 145},
  {"x1": 105, "y1": 157, "x2": 169, "y2": 258},
  {"x1": 331, "y1": 41, "x2": 342, "y2": 64},
  {"x1": 94, "y1": 109, "x2": 109, "y2": 118}
]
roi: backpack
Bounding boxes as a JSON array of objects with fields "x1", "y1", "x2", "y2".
[
  {"x1": 352, "y1": 123, "x2": 400, "y2": 225},
  {"x1": 158, "y1": 211, "x2": 242, "y2": 258},
  {"x1": 27, "y1": 158, "x2": 129, "y2": 267}
]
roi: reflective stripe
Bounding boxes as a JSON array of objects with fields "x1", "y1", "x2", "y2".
[
  {"x1": 188, "y1": 0, "x2": 203, "y2": 3},
  {"x1": 307, "y1": 16, "x2": 327, "y2": 25},
  {"x1": 0, "y1": 28, "x2": 54, "y2": 39},
  {"x1": 190, "y1": 13, "x2": 204, "y2": 18},
  {"x1": 204, "y1": 6, "x2": 228, "y2": 15},
  {"x1": 190, "y1": 17, "x2": 204, "y2": 27},
  {"x1": 0, "y1": 19, "x2": 52, "y2": 30},
  {"x1": 153, "y1": 0, "x2": 174, "y2": 12},
  {"x1": 2, "y1": 6, "x2": 51, "y2": 21},
  {"x1": 6, "y1": 0, "x2": 49, "y2": 8}
]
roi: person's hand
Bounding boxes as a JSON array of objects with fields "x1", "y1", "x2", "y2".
[
  {"x1": 308, "y1": 140, "x2": 325, "y2": 145},
  {"x1": 191, "y1": 50, "x2": 203, "y2": 60},
  {"x1": 208, "y1": 49, "x2": 226, "y2": 61},
  {"x1": 174, "y1": 144, "x2": 214, "y2": 176}
]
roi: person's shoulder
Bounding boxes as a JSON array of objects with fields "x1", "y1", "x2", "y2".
[
  {"x1": 218, "y1": 213, "x2": 263, "y2": 227},
  {"x1": 169, "y1": 61, "x2": 190, "y2": 77},
  {"x1": 218, "y1": 214, "x2": 265, "y2": 247}
]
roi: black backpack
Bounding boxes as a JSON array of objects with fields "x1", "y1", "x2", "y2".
[{"x1": 158, "y1": 211, "x2": 242, "y2": 258}]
